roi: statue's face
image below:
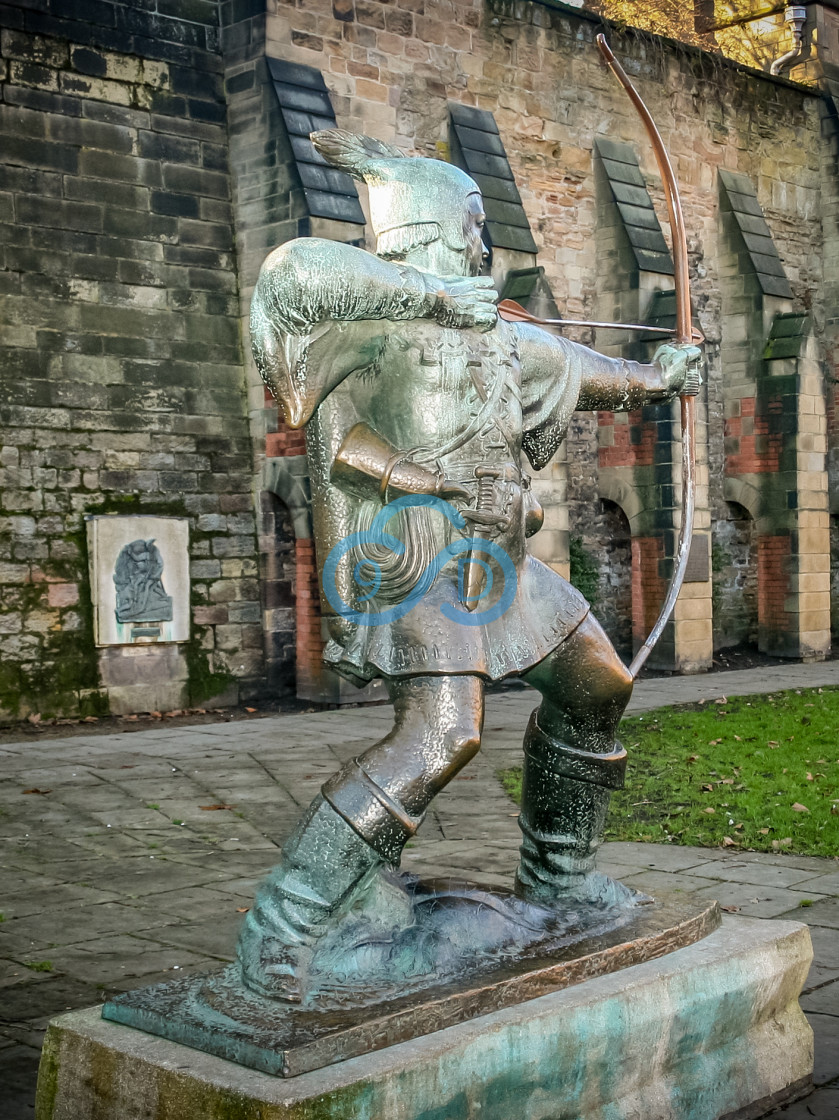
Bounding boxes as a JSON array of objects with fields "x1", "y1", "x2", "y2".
[{"x1": 464, "y1": 193, "x2": 489, "y2": 276}]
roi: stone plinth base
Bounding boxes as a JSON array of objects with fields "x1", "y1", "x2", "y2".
[{"x1": 37, "y1": 917, "x2": 813, "y2": 1120}]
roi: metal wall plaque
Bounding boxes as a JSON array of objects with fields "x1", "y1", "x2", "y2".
[
  {"x1": 87, "y1": 515, "x2": 190, "y2": 646},
  {"x1": 684, "y1": 535, "x2": 710, "y2": 584}
]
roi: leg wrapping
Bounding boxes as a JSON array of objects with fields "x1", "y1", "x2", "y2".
[
  {"x1": 516, "y1": 710, "x2": 627, "y2": 901},
  {"x1": 323, "y1": 759, "x2": 423, "y2": 864}
]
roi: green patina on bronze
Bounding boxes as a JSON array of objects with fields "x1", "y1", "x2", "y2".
[{"x1": 105, "y1": 128, "x2": 703, "y2": 1068}]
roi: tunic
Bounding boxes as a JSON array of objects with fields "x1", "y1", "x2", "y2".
[{"x1": 249, "y1": 237, "x2": 669, "y2": 685}]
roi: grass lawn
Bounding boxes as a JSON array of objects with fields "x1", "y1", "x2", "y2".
[{"x1": 498, "y1": 686, "x2": 839, "y2": 858}]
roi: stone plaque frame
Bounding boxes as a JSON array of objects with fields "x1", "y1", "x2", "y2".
[{"x1": 87, "y1": 515, "x2": 190, "y2": 646}]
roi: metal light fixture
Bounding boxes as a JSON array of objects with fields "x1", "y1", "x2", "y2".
[{"x1": 769, "y1": 5, "x2": 808, "y2": 75}]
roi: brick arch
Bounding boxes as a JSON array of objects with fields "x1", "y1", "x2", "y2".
[
  {"x1": 723, "y1": 477, "x2": 761, "y2": 525},
  {"x1": 597, "y1": 475, "x2": 665, "y2": 660},
  {"x1": 597, "y1": 474, "x2": 645, "y2": 534},
  {"x1": 714, "y1": 499, "x2": 758, "y2": 652},
  {"x1": 592, "y1": 498, "x2": 633, "y2": 660},
  {"x1": 724, "y1": 476, "x2": 792, "y2": 655}
]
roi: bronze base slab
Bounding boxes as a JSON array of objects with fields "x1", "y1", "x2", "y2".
[{"x1": 103, "y1": 889, "x2": 720, "y2": 1077}]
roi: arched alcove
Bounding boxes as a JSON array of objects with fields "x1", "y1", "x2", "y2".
[
  {"x1": 257, "y1": 489, "x2": 297, "y2": 696},
  {"x1": 713, "y1": 500, "x2": 758, "y2": 651},
  {"x1": 588, "y1": 499, "x2": 633, "y2": 661}
]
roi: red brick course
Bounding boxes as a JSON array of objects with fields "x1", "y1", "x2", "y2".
[
  {"x1": 295, "y1": 539, "x2": 326, "y2": 679},
  {"x1": 631, "y1": 535, "x2": 666, "y2": 648},
  {"x1": 266, "y1": 429, "x2": 307, "y2": 458},
  {"x1": 725, "y1": 395, "x2": 783, "y2": 475},
  {"x1": 598, "y1": 411, "x2": 657, "y2": 469},
  {"x1": 757, "y1": 534, "x2": 792, "y2": 638}
]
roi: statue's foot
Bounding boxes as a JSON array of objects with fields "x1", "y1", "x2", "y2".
[
  {"x1": 564, "y1": 870, "x2": 651, "y2": 908},
  {"x1": 238, "y1": 912, "x2": 316, "y2": 1003},
  {"x1": 515, "y1": 869, "x2": 651, "y2": 911}
]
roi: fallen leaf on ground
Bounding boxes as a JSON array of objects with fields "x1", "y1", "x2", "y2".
[
  {"x1": 22, "y1": 788, "x2": 51, "y2": 795},
  {"x1": 721, "y1": 836, "x2": 738, "y2": 847},
  {"x1": 715, "y1": 697, "x2": 727, "y2": 705},
  {"x1": 758, "y1": 828, "x2": 770, "y2": 835},
  {"x1": 235, "y1": 907, "x2": 250, "y2": 914},
  {"x1": 720, "y1": 905, "x2": 741, "y2": 913},
  {"x1": 703, "y1": 807, "x2": 715, "y2": 814},
  {"x1": 768, "y1": 741, "x2": 779, "y2": 747},
  {"x1": 791, "y1": 803, "x2": 809, "y2": 812},
  {"x1": 686, "y1": 755, "x2": 699, "y2": 763},
  {"x1": 245, "y1": 707, "x2": 257, "y2": 713},
  {"x1": 199, "y1": 804, "x2": 235, "y2": 811},
  {"x1": 720, "y1": 778, "x2": 734, "y2": 785},
  {"x1": 806, "y1": 773, "x2": 814, "y2": 781},
  {"x1": 709, "y1": 738, "x2": 722, "y2": 745},
  {"x1": 734, "y1": 735, "x2": 742, "y2": 741},
  {"x1": 701, "y1": 783, "x2": 714, "y2": 792}
]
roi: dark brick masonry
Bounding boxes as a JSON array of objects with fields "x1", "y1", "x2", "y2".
[{"x1": 0, "y1": 0, "x2": 263, "y2": 719}]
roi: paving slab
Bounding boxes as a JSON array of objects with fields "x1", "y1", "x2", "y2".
[
  {"x1": 801, "y1": 980, "x2": 839, "y2": 1017},
  {"x1": 770, "y1": 1084, "x2": 839, "y2": 1117},
  {"x1": 779, "y1": 898, "x2": 839, "y2": 930},
  {"x1": 594, "y1": 840, "x2": 726, "y2": 872},
  {"x1": 692, "y1": 861, "x2": 830, "y2": 889},
  {"x1": 692, "y1": 882, "x2": 828, "y2": 919},
  {"x1": 807, "y1": 1013, "x2": 839, "y2": 1086},
  {"x1": 0, "y1": 1045, "x2": 39, "y2": 1119}
]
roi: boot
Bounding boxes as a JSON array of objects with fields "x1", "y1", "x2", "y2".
[
  {"x1": 238, "y1": 760, "x2": 423, "y2": 1002},
  {"x1": 514, "y1": 709, "x2": 636, "y2": 909}
]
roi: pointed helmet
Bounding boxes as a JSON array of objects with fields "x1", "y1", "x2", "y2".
[{"x1": 311, "y1": 129, "x2": 481, "y2": 252}]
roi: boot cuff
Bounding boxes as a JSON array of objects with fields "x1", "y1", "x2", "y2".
[
  {"x1": 523, "y1": 711, "x2": 627, "y2": 790},
  {"x1": 323, "y1": 761, "x2": 423, "y2": 863}
]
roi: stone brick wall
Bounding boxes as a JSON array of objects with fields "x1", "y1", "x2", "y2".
[
  {"x1": 0, "y1": 0, "x2": 262, "y2": 719},
  {"x1": 2, "y1": 0, "x2": 838, "y2": 716},
  {"x1": 246, "y1": 0, "x2": 834, "y2": 672}
]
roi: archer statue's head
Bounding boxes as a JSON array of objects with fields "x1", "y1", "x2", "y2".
[{"x1": 311, "y1": 130, "x2": 488, "y2": 278}]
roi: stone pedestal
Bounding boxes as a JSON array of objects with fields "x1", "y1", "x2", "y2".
[{"x1": 37, "y1": 917, "x2": 813, "y2": 1120}]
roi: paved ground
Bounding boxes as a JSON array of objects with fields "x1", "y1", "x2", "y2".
[{"x1": 2, "y1": 663, "x2": 839, "y2": 1118}]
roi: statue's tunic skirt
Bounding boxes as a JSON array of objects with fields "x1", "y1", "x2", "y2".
[{"x1": 323, "y1": 554, "x2": 589, "y2": 683}]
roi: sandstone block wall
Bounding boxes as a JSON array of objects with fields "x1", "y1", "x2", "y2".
[{"x1": 254, "y1": 0, "x2": 831, "y2": 672}]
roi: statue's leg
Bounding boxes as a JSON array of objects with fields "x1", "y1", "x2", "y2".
[
  {"x1": 517, "y1": 613, "x2": 634, "y2": 906},
  {"x1": 238, "y1": 673, "x2": 484, "y2": 1000}
]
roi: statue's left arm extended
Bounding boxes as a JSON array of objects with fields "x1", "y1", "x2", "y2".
[{"x1": 517, "y1": 323, "x2": 701, "y2": 471}]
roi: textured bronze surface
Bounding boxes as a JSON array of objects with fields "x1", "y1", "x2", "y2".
[{"x1": 104, "y1": 890, "x2": 720, "y2": 1078}]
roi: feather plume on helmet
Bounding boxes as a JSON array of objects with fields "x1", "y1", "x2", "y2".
[{"x1": 311, "y1": 129, "x2": 482, "y2": 258}]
